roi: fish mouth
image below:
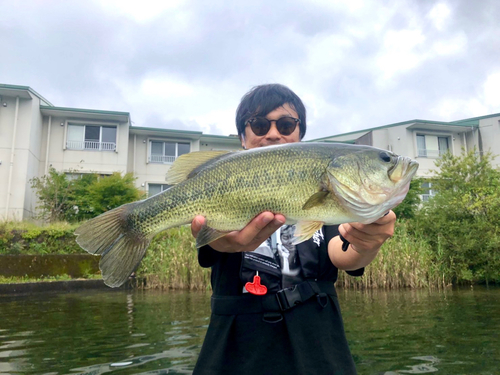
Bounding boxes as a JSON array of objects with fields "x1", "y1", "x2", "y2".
[
  {"x1": 388, "y1": 156, "x2": 419, "y2": 183},
  {"x1": 328, "y1": 156, "x2": 419, "y2": 224}
]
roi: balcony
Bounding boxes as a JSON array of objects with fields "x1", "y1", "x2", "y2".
[
  {"x1": 148, "y1": 154, "x2": 176, "y2": 163},
  {"x1": 417, "y1": 149, "x2": 447, "y2": 158},
  {"x1": 66, "y1": 140, "x2": 116, "y2": 151}
]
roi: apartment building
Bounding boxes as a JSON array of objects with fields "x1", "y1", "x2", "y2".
[
  {"x1": 309, "y1": 114, "x2": 500, "y2": 200},
  {"x1": 1, "y1": 83, "x2": 499, "y2": 220},
  {"x1": 0, "y1": 84, "x2": 241, "y2": 221}
]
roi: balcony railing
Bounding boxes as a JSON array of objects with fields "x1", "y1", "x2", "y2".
[
  {"x1": 417, "y1": 149, "x2": 448, "y2": 158},
  {"x1": 67, "y1": 140, "x2": 116, "y2": 151},
  {"x1": 149, "y1": 154, "x2": 176, "y2": 163}
]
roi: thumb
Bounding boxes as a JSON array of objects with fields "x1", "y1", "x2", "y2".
[{"x1": 191, "y1": 216, "x2": 205, "y2": 237}]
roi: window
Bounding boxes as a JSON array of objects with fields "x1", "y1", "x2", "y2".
[
  {"x1": 417, "y1": 135, "x2": 449, "y2": 158},
  {"x1": 149, "y1": 141, "x2": 190, "y2": 163},
  {"x1": 67, "y1": 124, "x2": 117, "y2": 151},
  {"x1": 148, "y1": 183, "x2": 171, "y2": 197},
  {"x1": 421, "y1": 181, "x2": 436, "y2": 202}
]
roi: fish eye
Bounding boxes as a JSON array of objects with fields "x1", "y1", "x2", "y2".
[{"x1": 379, "y1": 151, "x2": 392, "y2": 163}]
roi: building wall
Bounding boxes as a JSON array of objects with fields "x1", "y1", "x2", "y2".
[
  {"x1": 128, "y1": 134, "x2": 196, "y2": 192},
  {"x1": 24, "y1": 96, "x2": 45, "y2": 219},
  {"x1": 40, "y1": 116, "x2": 129, "y2": 177},
  {"x1": 128, "y1": 135, "x2": 242, "y2": 194},
  {"x1": 199, "y1": 139, "x2": 242, "y2": 151},
  {"x1": 479, "y1": 115, "x2": 500, "y2": 168},
  {"x1": 0, "y1": 97, "x2": 17, "y2": 219},
  {"x1": 0, "y1": 96, "x2": 39, "y2": 220}
]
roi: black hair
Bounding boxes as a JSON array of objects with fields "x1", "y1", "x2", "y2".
[{"x1": 236, "y1": 84, "x2": 307, "y2": 139}]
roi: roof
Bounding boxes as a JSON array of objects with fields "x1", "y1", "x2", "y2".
[
  {"x1": 130, "y1": 125, "x2": 241, "y2": 143},
  {"x1": 309, "y1": 117, "x2": 482, "y2": 142},
  {"x1": 0, "y1": 83, "x2": 53, "y2": 106},
  {"x1": 40, "y1": 105, "x2": 130, "y2": 122}
]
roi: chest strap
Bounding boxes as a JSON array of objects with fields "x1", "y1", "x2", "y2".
[{"x1": 211, "y1": 280, "x2": 336, "y2": 315}]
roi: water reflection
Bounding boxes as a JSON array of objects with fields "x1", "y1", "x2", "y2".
[{"x1": 0, "y1": 287, "x2": 498, "y2": 374}]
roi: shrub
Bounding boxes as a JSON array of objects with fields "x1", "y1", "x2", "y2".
[{"x1": 413, "y1": 149, "x2": 500, "y2": 285}]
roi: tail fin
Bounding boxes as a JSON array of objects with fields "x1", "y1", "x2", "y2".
[{"x1": 75, "y1": 202, "x2": 151, "y2": 288}]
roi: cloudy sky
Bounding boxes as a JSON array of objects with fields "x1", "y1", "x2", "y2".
[{"x1": 2, "y1": 0, "x2": 499, "y2": 140}]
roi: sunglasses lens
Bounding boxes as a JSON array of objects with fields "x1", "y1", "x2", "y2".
[
  {"x1": 250, "y1": 118, "x2": 271, "y2": 136},
  {"x1": 276, "y1": 117, "x2": 297, "y2": 135}
]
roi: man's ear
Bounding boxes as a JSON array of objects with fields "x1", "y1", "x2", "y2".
[{"x1": 240, "y1": 134, "x2": 246, "y2": 149}]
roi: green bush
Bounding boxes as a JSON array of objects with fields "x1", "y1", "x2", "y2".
[
  {"x1": 392, "y1": 177, "x2": 423, "y2": 219},
  {"x1": 30, "y1": 169, "x2": 142, "y2": 223},
  {"x1": 413, "y1": 149, "x2": 500, "y2": 285},
  {"x1": 0, "y1": 222, "x2": 81, "y2": 255}
]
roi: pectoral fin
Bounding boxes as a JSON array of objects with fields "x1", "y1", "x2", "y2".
[
  {"x1": 195, "y1": 224, "x2": 230, "y2": 248},
  {"x1": 292, "y1": 221, "x2": 324, "y2": 245},
  {"x1": 302, "y1": 191, "x2": 329, "y2": 210}
]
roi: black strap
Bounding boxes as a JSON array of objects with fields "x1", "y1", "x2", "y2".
[
  {"x1": 339, "y1": 234, "x2": 350, "y2": 252},
  {"x1": 211, "y1": 281, "x2": 336, "y2": 315},
  {"x1": 339, "y1": 211, "x2": 390, "y2": 252}
]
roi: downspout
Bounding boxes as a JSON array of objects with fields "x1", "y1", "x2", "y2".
[
  {"x1": 45, "y1": 116, "x2": 52, "y2": 174},
  {"x1": 463, "y1": 132, "x2": 467, "y2": 153},
  {"x1": 5, "y1": 96, "x2": 20, "y2": 219},
  {"x1": 133, "y1": 134, "x2": 136, "y2": 175}
]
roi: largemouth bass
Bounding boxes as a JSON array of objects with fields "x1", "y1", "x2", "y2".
[{"x1": 75, "y1": 142, "x2": 418, "y2": 287}]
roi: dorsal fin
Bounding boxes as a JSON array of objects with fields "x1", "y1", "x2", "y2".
[{"x1": 165, "y1": 150, "x2": 233, "y2": 184}]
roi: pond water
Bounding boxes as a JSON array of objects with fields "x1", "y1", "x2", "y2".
[{"x1": 0, "y1": 286, "x2": 498, "y2": 374}]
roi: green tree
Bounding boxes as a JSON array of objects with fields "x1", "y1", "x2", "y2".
[
  {"x1": 86, "y1": 172, "x2": 142, "y2": 216},
  {"x1": 393, "y1": 177, "x2": 423, "y2": 219},
  {"x1": 31, "y1": 170, "x2": 142, "y2": 223},
  {"x1": 414, "y1": 148, "x2": 500, "y2": 285},
  {"x1": 62, "y1": 174, "x2": 99, "y2": 221},
  {"x1": 30, "y1": 168, "x2": 72, "y2": 222}
]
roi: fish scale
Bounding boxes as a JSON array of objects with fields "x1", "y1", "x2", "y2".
[{"x1": 75, "y1": 142, "x2": 418, "y2": 287}]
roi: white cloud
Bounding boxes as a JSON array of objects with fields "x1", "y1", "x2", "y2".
[
  {"x1": 483, "y1": 71, "x2": 500, "y2": 108},
  {"x1": 1, "y1": 0, "x2": 500, "y2": 140},
  {"x1": 427, "y1": 3, "x2": 452, "y2": 31},
  {"x1": 96, "y1": 0, "x2": 185, "y2": 23},
  {"x1": 376, "y1": 28, "x2": 426, "y2": 85}
]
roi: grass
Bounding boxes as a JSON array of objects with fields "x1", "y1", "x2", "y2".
[
  {"x1": 337, "y1": 220, "x2": 450, "y2": 289},
  {"x1": 1, "y1": 220, "x2": 451, "y2": 290},
  {"x1": 134, "y1": 226, "x2": 212, "y2": 290},
  {"x1": 0, "y1": 273, "x2": 102, "y2": 284}
]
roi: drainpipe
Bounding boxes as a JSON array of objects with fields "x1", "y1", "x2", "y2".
[
  {"x1": 133, "y1": 134, "x2": 137, "y2": 175},
  {"x1": 45, "y1": 116, "x2": 52, "y2": 174},
  {"x1": 5, "y1": 96, "x2": 20, "y2": 220}
]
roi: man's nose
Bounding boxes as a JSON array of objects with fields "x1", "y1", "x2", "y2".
[{"x1": 265, "y1": 123, "x2": 281, "y2": 139}]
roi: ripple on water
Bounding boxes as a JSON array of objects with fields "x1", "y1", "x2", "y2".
[{"x1": 0, "y1": 287, "x2": 498, "y2": 374}]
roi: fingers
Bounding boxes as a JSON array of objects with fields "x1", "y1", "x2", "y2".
[
  {"x1": 191, "y1": 216, "x2": 206, "y2": 237},
  {"x1": 372, "y1": 210, "x2": 396, "y2": 225},
  {"x1": 339, "y1": 210, "x2": 396, "y2": 253},
  {"x1": 190, "y1": 212, "x2": 286, "y2": 253},
  {"x1": 236, "y1": 212, "x2": 285, "y2": 246}
]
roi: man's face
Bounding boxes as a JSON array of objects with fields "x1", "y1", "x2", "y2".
[{"x1": 241, "y1": 103, "x2": 301, "y2": 149}]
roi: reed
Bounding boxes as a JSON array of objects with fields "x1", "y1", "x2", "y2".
[
  {"x1": 0, "y1": 220, "x2": 455, "y2": 289},
  {"x1": 134, "y1": 226, "x2": 211, "y2": 290},
  {"x1": 337, "y1": 220, "x2": 451, "y2": 289}
]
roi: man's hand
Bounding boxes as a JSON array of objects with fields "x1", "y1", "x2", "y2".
[
  {"x1": 331, "y1": 210, "x2": 396, "y2": 270},
  {"x1": 191, "y1": 212, "x2": 285, "y2": 253},
  {"x1": 338, "y1": 210, "x2": 396, "y2": 254}
]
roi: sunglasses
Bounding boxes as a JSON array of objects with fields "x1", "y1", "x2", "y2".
[{"x1": 246, "y1": 116, "x2": 300, "y2": 136}]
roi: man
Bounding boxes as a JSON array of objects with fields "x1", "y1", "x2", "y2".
[{"x1": 191, "y1": 84, "x2": 395, "y2": 374}]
